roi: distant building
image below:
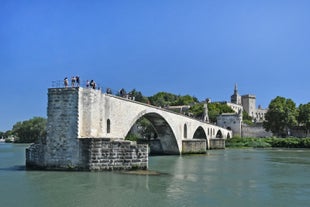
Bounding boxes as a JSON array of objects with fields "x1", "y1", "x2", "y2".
[
  {"x1": 230, "y1": 84, "x2": 268, "y2": 122},
  {"x1": 217, "y1": 84, "x2": 269, "y2": 137},
  {"x1": 217, "y1": 112, "x2": 242, "y2": 137},
  {"x1": 230, "y1": 84, "x2": 242, "y2": 105}
]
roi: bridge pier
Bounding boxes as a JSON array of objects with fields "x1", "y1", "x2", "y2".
[
  {"x1": 182, "y1": 139, "x2": 207, "y2": 154},
  {"x1": 80, "y1": 138, "x2": 148, "y2": 171},
  {"x1": 209, "y1": 138, "x2": 226, "y2": 149},
  {"x1": 26, "y1": 138, "x2": 148, "y2": 171}
]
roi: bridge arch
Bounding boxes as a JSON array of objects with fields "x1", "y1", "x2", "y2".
[
  {"x1": 193, "y1": 126, "x2": 207, "y2": 139},
  {"x1": 216, "y1": 130, "x2": 223, "y2": 138},
  {"x1": 126, "y1": 111, "x2": 180, "y2": 155},
  {"x1": 193, "y1": 126, "x2": 208, "y2": 149}
]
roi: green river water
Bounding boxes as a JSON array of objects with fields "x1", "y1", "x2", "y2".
[{"x1": 0, "y1": 143, "x2": 309, "y2": 207}]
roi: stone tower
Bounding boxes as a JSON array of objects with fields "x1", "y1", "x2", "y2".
[
  {"x1": 231, "y1": 84, "x2": 242, "y2": 105},
  {"x1": 26, "y1": 87, "x2": 148, "y2": 171},
  {"x1": 242, "y1": 94, "x2": 256, "y2": 118}
]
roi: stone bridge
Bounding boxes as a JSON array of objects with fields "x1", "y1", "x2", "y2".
[
  {"x1": 76, "y1": 87, "x2": 232, "y2": 154},
  {"x1": 26, "y1": 87, "x2": 232, "y2": 171}
]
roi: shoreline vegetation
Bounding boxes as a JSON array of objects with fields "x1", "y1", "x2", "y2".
[{"x1": 226, "y1": 137, "x2": 310, "y2": 148}]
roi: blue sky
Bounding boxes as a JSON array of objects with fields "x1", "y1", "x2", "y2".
[{"x1": 1, "y1": 0, "x2": 309, "y2": 131}]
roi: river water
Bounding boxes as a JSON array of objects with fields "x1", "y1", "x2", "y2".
[{"x1": 0, "y1": 143, "x2": 309, "y2": 207}]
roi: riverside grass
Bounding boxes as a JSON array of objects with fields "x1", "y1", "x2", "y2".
[{"x1": 226, "y1": 137, "x2": 310, "y2": 148}]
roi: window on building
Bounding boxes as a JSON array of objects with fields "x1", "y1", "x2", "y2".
[{"x1": 107, "y1": 119, "x2": 111, "y2": 133}]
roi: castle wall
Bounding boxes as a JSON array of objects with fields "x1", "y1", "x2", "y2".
[
  {"x1": 290, "y1": 128, "x2": 310, "y2": 138},
  {"x1": 217, "y1": 113, "x2": 242, "y2": 137},
  {"x1": 241, "y1": 123, "x2": 273, "y2": 138}
]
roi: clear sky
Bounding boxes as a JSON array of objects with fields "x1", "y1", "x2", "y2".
[{"x1": 1, "y1": 0, "x2": 309, "y2": 131}]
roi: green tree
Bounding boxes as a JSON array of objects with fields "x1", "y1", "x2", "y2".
[
  {"x1": 188, "y1": 103, "x2": 203, "y2": 118},
  {"x1": 242, "y1": 110, "x2": 253, "y2": 125},
  {"x1": 128, "y1": 89, "x2": 149, "y2": 103},
  {"x1": 148, "y1": 92, "x2": 178, "y2": 107},
  {"x1": 208, "y1": 102, "x2": 234, "y2": 123},
  {"x1": 298, "y1": 102, "x2": 310, "y2": 135},
  {"x1": 263, "y1": 96, "x2": 297, "y2": 137},
  {"x1": 172, "y1": 95, "x2": 198, "y2": 106},
  {"x1": 12, "y1": 117, "x2": 47, "y2": 143},
  {"x1": 188, "y1": 102, "x2": 234, "y2": 123}
]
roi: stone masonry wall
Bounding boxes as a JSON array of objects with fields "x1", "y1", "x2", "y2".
[
  {"x1": 241, "y1": 123, "x2": 273, "y2": 138},
  {"x1": 182, "y1": 139, "x2": 206, "y2": 154},
  {"x1": 26, "y1": 141, "x2": 45, "y2": 168},
  {"x1": 80, "y1": 138, "x2": 148, "y2": 171},
  {"x1": 209, "y1": 139, "x2": 225, "y2": 149},
  {"x1": 44, "y1": 88, "x2": 80, "y2": 168}
]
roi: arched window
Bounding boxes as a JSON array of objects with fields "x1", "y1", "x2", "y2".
[
  {"x1": 107, "y1": 119, "x2": 111, "y2": 133},
  {"x1": 184, "y1": 124, "x2": 187, "y2": 138}
]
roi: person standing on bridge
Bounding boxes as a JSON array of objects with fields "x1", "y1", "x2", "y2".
[
  {"x1": 76, "y1": 76, "x2": 80, "y2": 87},
  {"x1": 119, "y1": 88, "x2": 126, "y2": 98},
  {"x1": 64, "y1": 77, "x2": 68, "y2": 87},
  {"x1": 106, "y1": 88, "x2": 112, "y2": 94},
  {"x1": 71, "y1": 76, "x2": 76, "y2": 87}
]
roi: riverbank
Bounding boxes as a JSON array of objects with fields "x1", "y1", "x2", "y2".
[{"x1": 226, "y1": 137, "x2": 310, "y2": 148}]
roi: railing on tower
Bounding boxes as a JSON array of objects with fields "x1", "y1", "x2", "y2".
[{"x1": 51, "y1": 80, "x2": 126, "y2": 97}]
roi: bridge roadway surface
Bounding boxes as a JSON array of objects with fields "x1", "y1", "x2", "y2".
[{"x1": 77, "y1": 88, "x2": 232, "y2": 154}]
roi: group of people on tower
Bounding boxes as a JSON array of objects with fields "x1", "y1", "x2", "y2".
[
  {"x1": 64, "y1": 76, "x2": 80, "y2": 87},
  {"x1": 63, "y1": 76, "x2": 132, "y2": 100},
  {"x1": 64, "y1": 76, "x2": 99, "y2": 90},
  {"x1": 86, "y1": 80, "x2": 97, "y2": 89}
]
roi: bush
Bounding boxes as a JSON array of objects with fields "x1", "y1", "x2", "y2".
[{"x1": 226, "y1": 137, "x2": 310, "y2": 148}]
